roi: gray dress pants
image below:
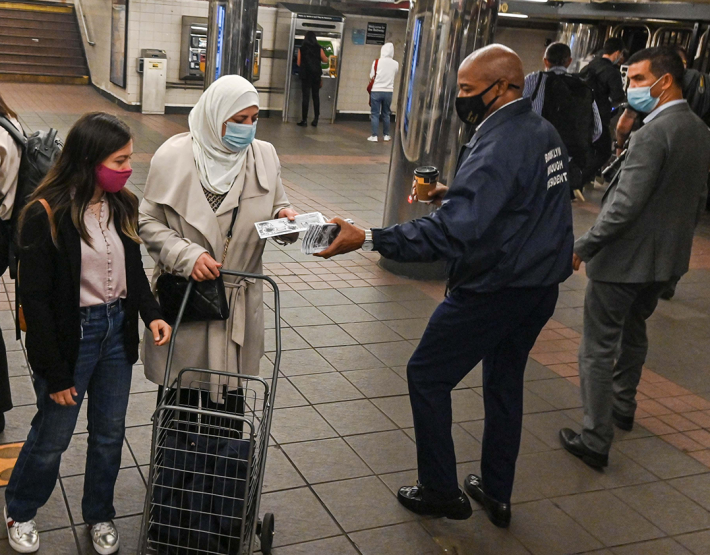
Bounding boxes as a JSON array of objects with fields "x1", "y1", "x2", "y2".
[{"x1": 579, "y1": 280, "x2": 668, "y2": 455}]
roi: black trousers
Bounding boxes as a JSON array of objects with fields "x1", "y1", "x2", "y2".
[
  {"x1": 0, "y1": 330, "x2": 11, "y2": 413},
  {"x1": 407, "y1": 285, "x2": 558, "y2": 504},
  {"x1": 301, "y1": 74, "x2": 321, "y2": 122},
  {"x1": 583, "y1": 126, "x2": 613, "y2": 183}
]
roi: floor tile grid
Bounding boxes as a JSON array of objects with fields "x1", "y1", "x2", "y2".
[{"x1": 532, "y1": 318, "x2": 710, "y2": 470}]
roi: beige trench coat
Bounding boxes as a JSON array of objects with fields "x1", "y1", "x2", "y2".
[{"x1": 138, "y1": 133, "x2": 290, "y2": 394}]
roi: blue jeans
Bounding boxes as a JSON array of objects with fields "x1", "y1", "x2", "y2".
[
  {"x1": 5, "y1": 301, "x2": 132, "y2": 524},
  {"x1": 370, "y1": 91, "x2": 393, "y2": 137}
]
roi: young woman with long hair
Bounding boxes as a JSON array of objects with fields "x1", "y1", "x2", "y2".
[{"x1": 3, "y1": 112, "x2": 171, "y2": 554}]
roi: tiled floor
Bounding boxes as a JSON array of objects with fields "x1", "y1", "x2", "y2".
[{"x1": 0, "y1": 82, "x2": 710, "y2": 554}]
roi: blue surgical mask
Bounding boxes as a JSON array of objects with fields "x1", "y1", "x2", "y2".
[
  {"x1": 627, "y1": 76, "x2": 663, "y2": 114},
  {"x1": 221, "y1": 121, "x2": 257, "y2": 152}
]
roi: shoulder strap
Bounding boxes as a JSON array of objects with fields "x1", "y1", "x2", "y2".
[
  {"x1": 531, "y1": 72, "x2": 545, "y2": 101},
  {"x1": 221, "y1": 206, "x2": 240, "y2": 264},
  {"x1": 38, "y1": 199, "x2": 57, "y2": 244},
  {"x1": 374, "y1": 58, "x2": 379, "y2": 76},
  {"x1": 0, "y1": 116, "x2": 27, "y2": 149}
]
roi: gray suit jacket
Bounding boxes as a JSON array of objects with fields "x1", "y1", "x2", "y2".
[{"x1": 575, "y1": 102, "x2": 710, "y2": 283}]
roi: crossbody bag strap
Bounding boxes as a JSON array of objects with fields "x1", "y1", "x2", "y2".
[
  {"x1": 38, "y1": 199, "x2": 57, "y2": 243},
  {"x1": 0, "y1": 115, "x2": 26, "y2": 149},
  {"x1": 531, "y1": 71, "x2": 545, "y2": 102},
  {"x1": 221, "y1": 206, "x2": 239, "y2": 264}
]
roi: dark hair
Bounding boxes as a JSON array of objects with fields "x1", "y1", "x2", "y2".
[
  {"x1": 603, "y1": 38, "x2": 625, "y2": 56},
  {"x1": 627, "y1": 46, "x2": 685, "y2": 86},
  {"x1": 20, "y1": 112, "x2": 140, "y2": 246},
  {"x1": 544, "y1": 42, "x2": 572, "y2": 67},
  {"x1": 0, "y1": 92, "x2": 17, "y2": 120},
  {"x1": 303, "y1": 31, "x2": 318, "y2": 46}
]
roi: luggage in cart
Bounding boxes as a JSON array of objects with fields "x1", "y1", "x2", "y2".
[{"x1": 138, "y1": 271, "x2": 281, "y2": 555}]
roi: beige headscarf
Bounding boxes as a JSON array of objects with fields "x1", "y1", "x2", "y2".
[{"x1": 188, "y1": 75, "x2": 260, "y2": 195}]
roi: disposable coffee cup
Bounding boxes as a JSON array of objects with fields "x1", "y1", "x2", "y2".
[{"x1": 414, "y1": 166, "x2": 440, "y2": 204}]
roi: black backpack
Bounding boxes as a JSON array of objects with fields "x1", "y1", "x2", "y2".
[
  {"x1": 0, "y1": 116, "x2": 62, "y2": 277},
  {"x1": 683, "y1": 69, "x2": 710, "y2": 126},
  {"x1": 532, "y1": 71, "x2": 595, "y2": 169}
]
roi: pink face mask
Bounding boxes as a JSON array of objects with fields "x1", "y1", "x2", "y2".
[{"x1": 95, "y1": 164, "x2": 132, "y2": 193}]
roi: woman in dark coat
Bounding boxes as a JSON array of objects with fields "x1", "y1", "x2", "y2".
[{"x1": 297, "y1": 31, "x2": 329, "y2": 127}]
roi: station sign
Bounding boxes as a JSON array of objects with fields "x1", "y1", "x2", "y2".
[{"x1": 366, "y1": 22, "x2": 387, "y2": 45}]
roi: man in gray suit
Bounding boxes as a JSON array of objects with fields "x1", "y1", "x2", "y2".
[{"x1": 559, "y1": 47, "x2": 710, "y2": 468}]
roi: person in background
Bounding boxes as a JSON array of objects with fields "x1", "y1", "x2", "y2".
[
  {"x1": 139, "y1": 76, "x2": 297, "y2": 416},
  {"x1": 560, "y1": 48, "x2": 710, "y2": 469},
  {"x1": 614, "y1": 46, "x2": 710, "y2": 300},
  {"x1": 313, "y1": 45, "x2": 573, "y2": 528},
  {"x1": 4, "y1": 113, "x2": 171, "y2": 555},
  {"x1": 580, "y1": 37, "x2": 627, "y2": 179},
  {"x1": 523, "y1": 41, "x2": 602, "y2": 201},
  {"x1": 297, "y1": 31, "x2": 328, "y2": 128},
  {"x1": 0, "y1": 94, "x2": 21, "y2": 434},
  {"x1": 368, "y1": 42, "x2": 399, "y2": 143}
]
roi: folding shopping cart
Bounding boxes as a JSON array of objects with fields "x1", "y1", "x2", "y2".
[{"x1": 138, "y1": 271, "x2": 281, "y2": 555}]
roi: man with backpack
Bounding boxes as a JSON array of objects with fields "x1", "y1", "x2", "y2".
[
  {"x1": 580, "y1": 38, "x2": 627, "y2": 180},
  {"x1": 523, "y1": 42, "x2": 601, "y2": 201}
]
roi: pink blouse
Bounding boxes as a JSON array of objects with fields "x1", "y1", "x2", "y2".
[{"x1": 80, "y1": 199, "x2": 128, "y2": 307}]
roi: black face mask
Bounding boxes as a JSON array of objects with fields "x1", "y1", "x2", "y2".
[{"x1": 455, "y1": 80, "x2": 520, "y2": 126}]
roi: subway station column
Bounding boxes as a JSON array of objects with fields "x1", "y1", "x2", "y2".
[
  {"x1": 380, "y1": 0, "x2": 499, "y2": 279},
  {"x1": 204, "y1": 0, "x2": 259, "y2": 88}
]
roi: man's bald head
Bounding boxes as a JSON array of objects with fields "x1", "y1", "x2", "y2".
[
  {"x1": 460, "y1": 44, "x2": 525, "y2": 88},
  {"x1": 456, "y1": 45, "x2": 525, "y2": 124}
]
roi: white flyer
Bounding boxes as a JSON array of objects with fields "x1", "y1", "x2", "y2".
[{"x1": 254, "y1": 212, "x2": 326, "y2": 239}]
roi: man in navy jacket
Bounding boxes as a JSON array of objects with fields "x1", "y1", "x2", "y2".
[{"x1": 316, "y1": 45, "x2": 573, "y2": 527}]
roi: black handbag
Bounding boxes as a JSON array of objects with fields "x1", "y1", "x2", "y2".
[{"x1": 156, "y1": 208, "x2": 239, "y2": 324}]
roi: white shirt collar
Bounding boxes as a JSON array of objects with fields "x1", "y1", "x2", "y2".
[{"x1": 643, "y1": 99, "x2": 687, "y2": 124}]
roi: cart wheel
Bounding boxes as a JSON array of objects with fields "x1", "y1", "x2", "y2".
[{"x1": 260, "y1": 513, "x2": 275, "y2": 554}]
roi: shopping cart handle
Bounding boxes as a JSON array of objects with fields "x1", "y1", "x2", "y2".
[{"x1": 161, "y1": 271, "x2": 282, "y2": 393}]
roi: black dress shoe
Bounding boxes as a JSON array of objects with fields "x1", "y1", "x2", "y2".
[
  {"x1": 311, "y1": 119, "x2": 318, "y2": 127},
  {"x1": 612, "y1": 410, "x2": 634, "y2": 431},
  {"x1": 559, "y1": 428, "x2": 608, "y2": 469},
  {"x1": 296, "y1": 120, "x2": 308, "y2": 127},
  {"x1": 397, "y1": 483, "x2": 472, "y2": 520},
  {"x1": 0, "y1": 412, "x2": 4, "y2": 433},
  {"x1": 463, "y1": 474, "x2": 511, "y2": 528}
]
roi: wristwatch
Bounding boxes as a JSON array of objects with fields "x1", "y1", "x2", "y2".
[{"x1": 362, "y1": 229, "x2": 374, "y2": 251}]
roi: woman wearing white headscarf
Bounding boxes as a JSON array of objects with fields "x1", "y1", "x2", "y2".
[{"x1": 138, "y1": 75, "x2": 296, "y2": 394}]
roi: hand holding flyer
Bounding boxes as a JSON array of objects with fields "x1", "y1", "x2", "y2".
[{"x1": 254, "y1": 212, "x2": 326, "y2": 239}]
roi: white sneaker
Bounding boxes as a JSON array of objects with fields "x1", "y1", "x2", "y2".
[
  {"x1": 383, "y1": 135, "x2": 391, "y2": 142},
  {"x1": 91, "y1": 522, "x2": 119, "y2": 555},
  {"x1": 367, "y1": 136, "x2": 378, "y2": 142},
  {"x1": 4, "y1": 506, "x2": 39, "y2": 553}
]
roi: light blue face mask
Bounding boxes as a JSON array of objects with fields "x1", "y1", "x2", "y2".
[
  {"x1": 627, "y1": 76, "x2": 663, "y2": 114},
  {"x1": 221, "y1": 121, "x2": 257, "y2": 152}
]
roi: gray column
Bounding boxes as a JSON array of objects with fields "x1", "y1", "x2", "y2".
[
  {"x1": 204, "y1": 0, "x2": 258, "y2": 89},
  {"x1": 379, "y1": 0, "x2": 499, "y2": 280}
]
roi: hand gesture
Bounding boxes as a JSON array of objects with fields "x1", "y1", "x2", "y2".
[
  {"x1": 410, "y1": 179, "x2": 449, "y2": 206},
  {"x1": 276, "y1": 208, "x2": 300, "y2": 244},
  {"x1": 149, "y1": 319, "x2": 172, "y2": 346},
  {"x1": 314, "y1": 218, "x2": 366, "y2": 259},
  {"x1": 50, "y1": 387, "x2": 78, "y2": 406},
  {"x1": 191, "y1": 253, "x2": 222, "y2": 281},
  {"x1": 572, "y1": 253, "x2": 583, "y2": 272}
]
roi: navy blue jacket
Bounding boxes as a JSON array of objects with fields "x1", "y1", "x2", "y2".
[{"x1": 373, "y1": 98, "x2": 574, "y2": 293}]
